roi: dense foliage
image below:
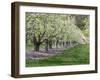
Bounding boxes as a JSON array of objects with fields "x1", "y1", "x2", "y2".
[{"x1": 26, "y1": 12, "x2": 89, "y2": 51}]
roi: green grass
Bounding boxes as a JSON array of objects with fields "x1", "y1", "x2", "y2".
[{"x1": 26, "y1": 44, "x2": 89, "y2": 67}]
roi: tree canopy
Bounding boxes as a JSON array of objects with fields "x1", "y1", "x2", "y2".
[{"x1": 26, "y1": 12, "x2": 89, "y2": 51}]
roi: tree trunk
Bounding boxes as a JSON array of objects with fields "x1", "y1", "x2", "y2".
[
  {"x1": 56, "y1": 40, "x2": 59, "y2": 48},
  {"x1": 69, "y1": 40, "x2": 72, "y2": 47},
  {"x1": 59, "y1": 41, "x2": 62, "y2": 48},
  {"x1": 49, "y1": 40, "x2": 52, "y2": 49},
  {"x1": 63, "y1": 41, "x2": 65, "y2": 47},
  {"x1": 34, "y1": 43, "x2": 40, "y2": 51},
  {"x1": 45, "y1": 39, "x2": 49, "y2": 52},
  {"x1": 34, "y1": 45, "x2": 39, "y2": 51}
]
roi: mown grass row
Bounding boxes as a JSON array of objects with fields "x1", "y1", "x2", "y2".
[{"x1": 26, "y1": 44, "x2": 89, "y2": 67}]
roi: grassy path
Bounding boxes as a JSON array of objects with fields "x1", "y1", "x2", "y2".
[
  {"x1": 26, "y1": 44, "x2": 89, "y2": 67},
  {"x1": 26, "y1": 48, "x2": 65, "y2": 59}
]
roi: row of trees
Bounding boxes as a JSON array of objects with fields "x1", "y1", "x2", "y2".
[{"x1": 26, "y1": 12, "x2": 89, "y2": 51}]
